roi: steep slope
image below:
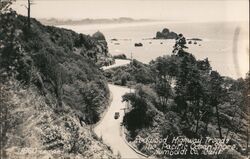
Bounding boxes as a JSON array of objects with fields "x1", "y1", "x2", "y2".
[{"x1": 0, "y1": 11, "x2": 115, "y2": 158}]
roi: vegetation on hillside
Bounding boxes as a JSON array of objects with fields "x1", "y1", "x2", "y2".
[
  {"x1": 104, "y1": 59, "x2": 155, "y2": 86},
  {"x1": 113, "y1": 54, "x2": 127, "y2": 60},
  {"x1": 106, "y1": 36, "x2": 249, "y2": 158},
  {"x1": 0, "y1": 11, "x2": 115, "y2": 158}
]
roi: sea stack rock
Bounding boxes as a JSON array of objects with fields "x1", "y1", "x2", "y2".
[
  {"x1": 92, "y1": 31, "x2": 106, "y2": 41},
  {"x1": 134, "y1": 43, "x2": 143, "y2": 47},
  {"x1": 155, "y1": 28, "x2": 178, "y2": 39}
]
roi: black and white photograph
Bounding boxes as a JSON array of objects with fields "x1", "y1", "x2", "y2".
[{"x1": 0, "y1": 0, "x2": 249, "y2": 158}]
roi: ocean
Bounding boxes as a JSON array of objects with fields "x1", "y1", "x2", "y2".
[{"x1": 59, "y1": 21, "x2": 249, "y2": 79}]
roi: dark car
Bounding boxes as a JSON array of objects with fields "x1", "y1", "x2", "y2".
[{"x1": 114, "y1": 112, "x2": 120, "y2": 119}]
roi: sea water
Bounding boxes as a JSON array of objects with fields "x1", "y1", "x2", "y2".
[{"x1": 59, "y1": 21, "x2": 249, "y2": 79}]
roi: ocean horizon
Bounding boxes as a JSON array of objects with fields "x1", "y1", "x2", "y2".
[{"x1": 59, "y1": 21, "x2": 249, "y2": 79}]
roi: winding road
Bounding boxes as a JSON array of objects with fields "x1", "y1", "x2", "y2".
[
  {"x1": 95, "y1": 84, "x2": 145, "y2": 158},
  {"x1": 101, "y1": 59, "x2": 131, "y2": 70},
  {"x1": 94, "y1": 59, "x2": 145, "y2": 158}
]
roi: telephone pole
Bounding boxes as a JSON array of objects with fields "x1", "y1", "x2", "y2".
[
  {"x1": 130, "y1": 52, "x2": 133, "y2": 66},
  {"x1": 130, "y1": 52, "x2": 133, "y2": 93}
]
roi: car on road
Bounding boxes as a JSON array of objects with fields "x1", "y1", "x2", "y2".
[{"x1": 114, "y1": 112, "x2": 120, "y2": 119}]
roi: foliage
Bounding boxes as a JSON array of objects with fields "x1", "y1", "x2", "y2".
[
  {"x1": 0, "y1": 12, "x2": 110, "y2": 124},
  {"x1": 0, "y1": 0, "x2": 15, "y2": 13},
  {"x1": 0, "y1": 83, "x2": 13, "y2": 157},
  {"x1": 105, "y1": 59, "x2": 155, "y2": 86},
  {"x1": 0, "y1": 79, "x2": 115, "y2": 158},
  {"x1": 122, "y1": 85, "x2": 158, "y2": 137},
  {"x1": 113, "y1": 54, "x2": 127, "y2": 59},
  {"x1": 79, "y1": 81, "x2": 109, "y2": 124},
  {"x1": 115, "y1": 36, "x2": 248, "y2": 157},
  {"x1": 0, "y1": 11, "x2": 115, "y2": 158}
]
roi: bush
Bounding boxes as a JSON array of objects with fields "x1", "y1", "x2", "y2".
[
  {"x1": 79, "y1": 81, "x2": 109, "y2": 124},
  {"x1": 113, "y1": 54, "x2": 127, "y2": 59},
  {"x1": 123, "y1": 85, "x2": 158, "y2": 138}
]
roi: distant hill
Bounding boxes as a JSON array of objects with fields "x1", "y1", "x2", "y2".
[{"x1": 39, "y1": 17, "x2": 153, "y2": 26}]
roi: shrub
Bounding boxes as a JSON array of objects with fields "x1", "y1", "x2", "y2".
[{"x1": 113, "y1": 54, "x2": 127, "y2": 59}]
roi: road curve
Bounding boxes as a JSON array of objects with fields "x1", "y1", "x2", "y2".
[
  {"x1": 94, "y1": 84, "x2": 144, "y2": 159},
  {"x1": 101, "y1": 59, "x2": 131, "y2": 70}
]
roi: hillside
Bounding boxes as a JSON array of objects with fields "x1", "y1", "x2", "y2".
[
  {"x1": 105, "y1": 42, "x2": 249, "y2": 158},
  {"x1": 0, "y1": 11, "x2": 116, "y2": 158}
]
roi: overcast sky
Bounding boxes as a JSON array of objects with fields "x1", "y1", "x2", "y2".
[{"x1": 12, "y1": 0, "x2": 249, "y2": 22}]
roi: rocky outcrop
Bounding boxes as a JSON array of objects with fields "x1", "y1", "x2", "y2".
[
  {"x1": 134, "y1": 43, "x2": 143, "y2": 47},
  {"x1": 187, "y1": 38, "x2": 202, "y2": 41},
  {"x1": 91, "y1": 31, "x2": 114, "y2": 66},
  {"x1": 92, "y1": 31, "x2": 106, "y2": 41},
  {"x1": 155, "y1": 28, "x2": 178, "y2": 39}
]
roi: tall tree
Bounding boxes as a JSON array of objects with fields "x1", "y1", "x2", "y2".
[
  {"x1": 209, "y1": 71, "x2": 225, "y2": 139},
  {"x1": 150, "y1": 56, "x2": 176, "y2": 111}
]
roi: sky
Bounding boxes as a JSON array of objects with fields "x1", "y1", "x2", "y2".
[{"x1": 12, "y1": 0, "x2": 249, "y2": 22}]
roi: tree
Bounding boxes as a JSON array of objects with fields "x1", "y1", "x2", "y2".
[
  {"x1": 150, "y1": 56, "x2": 178, "y2": 111},
  {"x1": 171, "y1": 50, "x2": 208, "y2": 135},
  {"x1": 122, "y1": 85, "x2": 156, "y2": 137},
  {"x1": 0, "y1": 10, "x2": 29, "y2": 83},
  {"x1": 27, "y1": 0, "x2": 31, "y2": 28},
  {"x1": 209, "y1": 71, "x2": 225, "y2": 139},
  {"x1": 0, "y1": 0, "x2": 15, "y2": 13},
  {"x1": 21, "y1": 0, "x2": 34, "y2": 29},
  {"x1": 173, "y1": 33, "x2": 188, "y2": 54},
  {"x1": 80, "y1": 82, "x2": 103, "y2": 124},
  {"x1": 52, "y1": 64, "x2": 64, "y2": 108},
  {"x1": 35, "y1": 52, "x2": 65, "y2": 108},
  {"x1": 120, "y1": 72, "x2": 130, "y2": 86},
  {"x1": 187, "y1": 73, "x2": 203, "y2": 134},
  {"x1": 174, "y1": 54, "x2": 190, "y2": 118}
]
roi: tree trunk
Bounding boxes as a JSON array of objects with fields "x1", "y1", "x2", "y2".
[
  {"x1": 27, "y1": 0, "x2": 31, "y2": 29},
  {"x1": 205, "y1": 121, "x2": 209, "y2": 134},
  {"x1": 195, "y1": 119, "x2": 199, "y2": 134},
  {"x1": 215, "y1": 104, "x2": 222, "y2": 139},
  {"x1": 246, "y1": 128, "x2": 249, "y2": 154},
  {"x1": 195, "y1": 99, "x2": 200, "y2": 134},
  {"x1": 56, "y1": 81, "x2": 63, "y2": 108}
]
